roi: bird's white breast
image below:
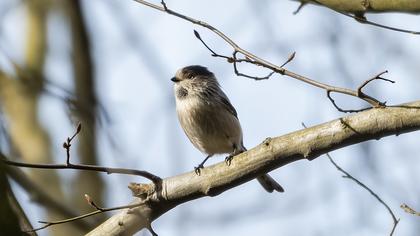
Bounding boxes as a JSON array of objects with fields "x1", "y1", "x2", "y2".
[{"x1": 175, "y1": 92, "x2": 242, "y2": 155}]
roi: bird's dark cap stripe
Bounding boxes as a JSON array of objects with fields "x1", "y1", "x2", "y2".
[{"x1": 182, "y1": 65, "x2": 214, "y2": 78}]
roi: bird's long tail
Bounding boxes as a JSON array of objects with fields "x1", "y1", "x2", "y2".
[
  {"x1": 257, "y1": 174, "x2": 284, "y2": 193},
  {"x1": 239, "y1": 143, "x2": 284, "y2": 193}
]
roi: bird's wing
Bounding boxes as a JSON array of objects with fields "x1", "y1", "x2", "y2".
[{"x1": 219, "y1": 91, "x2": 238, "y2": 118}]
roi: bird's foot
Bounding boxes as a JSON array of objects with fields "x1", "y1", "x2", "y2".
[
  {"x1": 225, "y1": 154, "x2": 234, "y2": 166},
  {"x1": 194, "y1": 164, "x2": 204, "y2": 176}
]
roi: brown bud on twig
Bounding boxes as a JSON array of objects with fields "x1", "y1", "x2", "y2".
[
  {"x1": 76, "y1": 123, "x2": 82, "y2": 134},
  {"x1": 85, "y1": 194, "x2": 93, "y2": 206}
]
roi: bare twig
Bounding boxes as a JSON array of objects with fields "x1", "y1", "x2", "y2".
[
  {"x1": 326, "y1": 91, "x2": 371, "y2": 113},
  {"x1": 293, "y1": 2, "x2": 307, "y2": 15},
  {"x1": 2, "y1": 158, "x2": 161, "y2": 183},
  {"x1": 133, "y1": 0, "x2": 394, "y2": 113},
  {"x1": 357, "y1": 71, "x2": 395, "y2": 97},
  {"x1": 160, "y1": 0, "x2": 167, "y2": 11},
  {"x1": 231, "y1": 51, "x2": 274, "y2": 80},
  {"x1": 1, "y1": 123, "x2": 161, "y2": 183},
  {"x1": 193, "y1": 30, "x2": 230, "y2": 61},
  {"x1": 301, "y1": 122, "x2": 399, "y2": 235},
  {"x1": 85, "y1": 194, "x2": 105, "y2": 211},
  {"x1": 26, "y1": 201, "x2": 144, "y2": 233},
  {"x1": 326, "y1": 71, "x2": 394, "y2": 113},
  {"x1": 3, "y1": 160, "x2": 94, "y2": 231},
  {"x1": 85, "y1": 195, "x2": 164, "y2": 236},
  {"x1": 2, "y1": 123, "x2": 157, "y2": 233},
  {"x1": 327, "y1": 154, "x2": 399, "y2": 235}
]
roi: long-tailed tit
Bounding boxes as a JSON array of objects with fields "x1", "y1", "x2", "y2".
[{"x1": 171, "y1": 65, "x2": 283, "y2": 193}]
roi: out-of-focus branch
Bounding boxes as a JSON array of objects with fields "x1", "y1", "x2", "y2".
[
  {"x1": 0, "y1": 162, "x2": 32, "y2": 235},
  {"x1": 2, "y1": 155, "x2": 94, "y2": 231},
  {"x1": 1, "y1": 1, "x2": 74, "y2": 235},
  {"x1": 63, "y1": 0, "x2": 105, "y2": 216},
  {"x1": 25, "y1": 0, "x2": 47, "y2": 82},
  {"x1": 132, "y1": 0, "x2": 397, "y2": 113},
  {"x1": 88, "y1": 101, "x2": 420, "y2": 236},
  {"x1": 2, "y1": 124, "x2": 161, "y2": 233}
]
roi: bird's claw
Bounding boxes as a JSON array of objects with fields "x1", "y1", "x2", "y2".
[
  {"x1": 225, "y1": 155, "x2": 234, "y2": 166},
  {"x1": 194, "y1": 165, "x2": 203, "y2": 176}
]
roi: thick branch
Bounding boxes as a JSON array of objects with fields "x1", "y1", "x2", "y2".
[
  {"x1": 296, "y1": 0, "x2": 420, "y2": 14},
  {"x1": 88, "y1": 100, "x2": 420, "y2": 236},
  {"x1": 302, "y1": 0, "x2": 420, "y2": 35}
]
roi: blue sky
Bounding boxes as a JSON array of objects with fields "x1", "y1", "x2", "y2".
[{"x1": 1, "y1": 0, "x2": 420, "y2": 235}]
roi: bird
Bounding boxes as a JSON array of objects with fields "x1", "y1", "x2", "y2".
[{"x1": 171, "y1": 65, "x2": 284, "y2": 193}]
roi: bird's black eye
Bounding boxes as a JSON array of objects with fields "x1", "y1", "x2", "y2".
[{"x1": 171, "y1": 77, "x2": 180, "y2": 82}]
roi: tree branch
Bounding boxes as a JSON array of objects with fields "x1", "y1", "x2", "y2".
[
  {"x1": 88, "y1": 100, "x2": 420, "y2": 236},
  {"x1": 27, "y1": 200, "x2": 144, "y2": 233},
  {"x1": 401, "y1": 204, "x2": 420, "y2": 216},
  {"x1": 1, "y1": 124, "x2": 161, "y2": 184},
  {"x1": 294, "y1": 0, "x2": 420, "y2": 14},
  {"x1": 132, "y1": 0, "x2": 397, "y2": 112},
  {"x1": 327, "y1": 154, "x2": 399, "y2": 235},
  {"x1": 3, "y1": 160, "x2": 94, "y2": 231},
  {"x1": 305, "y1": 0, "x2": 420, "y2": 35}
]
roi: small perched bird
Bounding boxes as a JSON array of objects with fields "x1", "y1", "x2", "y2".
[{"x1": 171, "y1": 65, "x2": 283, "y2": 193}]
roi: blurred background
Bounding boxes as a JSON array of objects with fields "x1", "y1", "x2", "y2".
[{"x1": 0, "y1": 0, "x2": 419, "y2": 235}]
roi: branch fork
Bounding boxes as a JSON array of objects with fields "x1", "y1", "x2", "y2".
[{"x1": 136, "y1": 0, "x2": 398, "y2": 113}]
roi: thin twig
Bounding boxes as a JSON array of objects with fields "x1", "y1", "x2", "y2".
[
  {"x1": 193, "y1": 30, "x2": 231, "y2": 61},
  {"x1": 1, "y1": 124, "x2": 161, "y2": 183},
  {"x1": 231, "y1": 51, "x2": 275, "y2": 80},
  {"x1": 132, "y1": 0, "x2": 394, "y2": 113},
  {"x1": 301, "y1": 122, "x2": 399, "y2": 235},
  {"x1": 326, "y1": 70, "x2": 394, "y2": 113},
  {"x1": 84, "y1": 193, "x2": 159, "y2": 236},
  {"x1": 26, "y1": 202, "x2": 144, "y2": 233},
  {"x1": 357, "y1": 71, "x2": 395, "y2": 98},
  {"x1": 3, "y1": 160, "x2": 94, "y2": 231},
  {"x1": 326, "y1": 91, "x2": 371, "y2": 113},
  {"x1": 293, "y1": 2, "x2": 307, "y2": 15},
  {"x1": 327, "y1": 154, "x2": 399, "y2": 235},
  {"x1": 2, "y1": 158, "x2": 161, "y2": 183},
  {"x1": 4, "y1": 124, "x2": 154, "y2": 234},
  {"x1": 85, "y1": 194, "x2": 105, "y2": 211},
  {"x1": 2, "y1": 158, "x2": 160, "y2": 182}
]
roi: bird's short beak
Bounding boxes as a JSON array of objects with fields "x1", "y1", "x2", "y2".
[{"x1": 171, "y1": 77, "x2": 179, "y2": 82}]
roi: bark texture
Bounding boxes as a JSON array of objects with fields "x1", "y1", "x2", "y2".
[
  {"x1": 88, "y1": 100, "x2": 420, "y2": 236},
  {"x1": 298, "y1": 0, "x2": 420, "y2": 13}
]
